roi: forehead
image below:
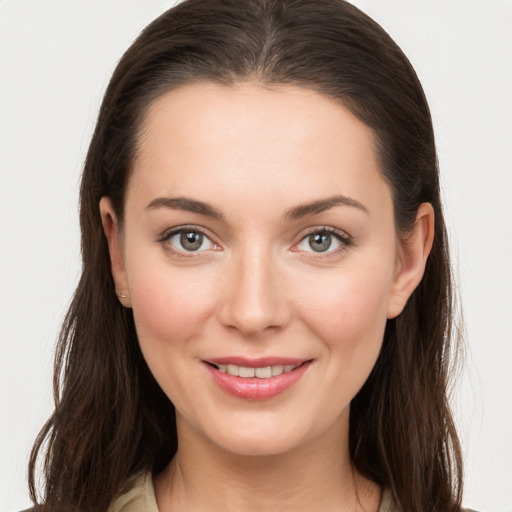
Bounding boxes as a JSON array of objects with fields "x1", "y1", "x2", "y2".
[
  {"x1": 128, "y1": 82, "x2": 391, "y2": 219},
  {"x1": 137, "y1": 81, "x2": 375, "y2": 160}
]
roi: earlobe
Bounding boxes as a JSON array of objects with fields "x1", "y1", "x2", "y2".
[
  {"x1": 386, "y1": 203, "x2": 435, "y2": 319},
  {"x1": 99, "y1": 197, "x2": 132, "y2": 308}
]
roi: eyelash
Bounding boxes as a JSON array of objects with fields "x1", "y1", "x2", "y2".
[
  {"x1": 293, "y1": 226, "x2": 353, "y2": 257},
  {"x1": 157, "y1": 225, "x2": 353, "y2": 258},
  {"x1": 158, "y1": 225, "x2": 218, "y2": 257}
]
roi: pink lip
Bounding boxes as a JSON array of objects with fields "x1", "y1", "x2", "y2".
[
  {"x1": 207, "y1": 356, "x2": 308, "y2": 368},
  {"x1": 204, "y1": 358, "x2": 312, "y2": 401}
]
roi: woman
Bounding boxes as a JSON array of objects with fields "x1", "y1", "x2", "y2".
[{"x1": 27, "y1": 0, "x2": 468, "y2": 510}]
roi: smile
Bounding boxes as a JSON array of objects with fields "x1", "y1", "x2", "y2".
[
  {"x1": 204, "y1": 358, "x2": 312, "y2": 400},
  {"x1": 214, "y1": 363, "x2": 299, "y2": 378}
]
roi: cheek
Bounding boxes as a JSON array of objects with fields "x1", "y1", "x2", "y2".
[
  {"x1": 297, "y1": 268, "x2": 391, "y2": 405},
  {"x1": 127, "y1": 259, "x2": 218, "y2": 350},
  {"x1": 127, "y1": 263, "x2": 220, "y2": 410},
  {"x1": 295, "y1": 260, "x2": 393, "y2": 360}
]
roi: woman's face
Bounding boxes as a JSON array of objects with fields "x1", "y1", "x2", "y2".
[{"x1": 102, "y1": 83, "x2": 429, "y2": 456}]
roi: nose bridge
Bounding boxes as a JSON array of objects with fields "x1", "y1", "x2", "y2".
[{"x1": 218, "y1": 240, "x2": 287, "y2": 335}]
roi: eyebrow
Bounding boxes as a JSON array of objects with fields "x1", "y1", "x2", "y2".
[
  {"x1": 145, "y1": 196, "x2": 224, "y2": 219},
  {"x1": 285, "y1": 195, "x2": 368, "y2": 219},
  {"x1": 145, "y1": 194, "x2": 367, "y2": 221}
]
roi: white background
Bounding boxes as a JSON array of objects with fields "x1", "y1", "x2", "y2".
[{"x1": 1, "y1": 1, "x2": 511, "y2": 511}]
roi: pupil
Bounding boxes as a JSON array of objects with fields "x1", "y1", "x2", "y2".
[
  {"x1": 181, "y1": 231, "x2": 203, "y2": 251},
  {"x1": 309, "y1": 233, "x2": 331, "y2": 252}
]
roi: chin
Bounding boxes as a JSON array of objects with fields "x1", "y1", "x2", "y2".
[
  {"x1": 214, "y1": 430, "x2": 307, "y2": 458},
  {"x1": 196, "y1": 410, "x2": 339, "y2": 459}
]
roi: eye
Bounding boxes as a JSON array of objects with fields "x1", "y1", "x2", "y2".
[
  {"x1": 295, "y1": 228, "x2": 351, "y2": 254},
  {"x1": 161, "y1": 227, "x2": 216, "y2": 254}
]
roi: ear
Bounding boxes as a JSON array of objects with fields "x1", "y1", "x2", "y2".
[
  {"x1": 386, "y1": 202, "x2": 435, "y2": 319},
  {"x1": 99, "y1": 197, "x2": 132, "y2": 308}
]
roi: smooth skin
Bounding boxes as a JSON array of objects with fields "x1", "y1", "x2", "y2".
[{"x1": 101, "y1": 83, "x2": 434, "y2": 512}]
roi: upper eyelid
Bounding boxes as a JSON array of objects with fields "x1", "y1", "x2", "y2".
[
  {"x1": 158, "y1": 224, "x2": 213, "y2": 241},
  {"x1": 297, "y1": 226, "x2": 352, "y2": 242}
]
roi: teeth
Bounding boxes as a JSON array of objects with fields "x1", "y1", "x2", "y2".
[
  {"x1": 226, "y1": 364, "x2": 238, "y2": 376},
  {"x1": 271, "y1": 365, "x2": 284, "y2": 376},
  {"x1": 215, "y1": 363, "x2": 298, "y2": 378},
  {"x1": 239, "y1": 366, "x2": 255, "y2": 378},
  {"x1": 255, "y1": 366, "x2": 272, "y2": 378}
]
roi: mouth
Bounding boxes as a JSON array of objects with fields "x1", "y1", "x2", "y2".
[
  {"x1": 208, "y1": 362, "x2": 302, "y2": 378},
  {"x1": 204, "y1": 358, "x2": 313, "y2": 400}
]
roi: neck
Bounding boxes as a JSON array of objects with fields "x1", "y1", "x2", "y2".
[{"x1": 154, "y1": 411, "x2": 381, "y2": 512}]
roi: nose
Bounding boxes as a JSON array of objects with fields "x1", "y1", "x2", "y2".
[{"x1": 217, "y1": 246, "x2": 290, "y2": 336}]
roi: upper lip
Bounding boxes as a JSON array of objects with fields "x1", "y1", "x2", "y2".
[{"x1": 205, "y1": 357, "x2": 311, "y2": 368}]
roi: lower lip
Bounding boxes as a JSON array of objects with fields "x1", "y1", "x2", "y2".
[{"x1": 205, "y1": 361, "x2": 312, "y2": 400}]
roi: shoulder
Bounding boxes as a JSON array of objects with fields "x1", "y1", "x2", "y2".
[
  {"x1": 19, "y1": 486, "x2": 485, "y2": 512},
  {"x1": 378, "y1": 487, "x2": 394, "y2": 512},
  {"x1": 16, "y1": 476, "x2": 157, "y2": 512},
  {"x1": 378, "y1": 488, "x2": 483, "y2": 512},
  {"x1": 108, "y1": 471, "x2": 159, "y2": 512}
]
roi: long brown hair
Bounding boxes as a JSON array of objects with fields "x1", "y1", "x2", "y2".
[{"x1": 29, "y1": 1, "x2": 463, "y2": 510}]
